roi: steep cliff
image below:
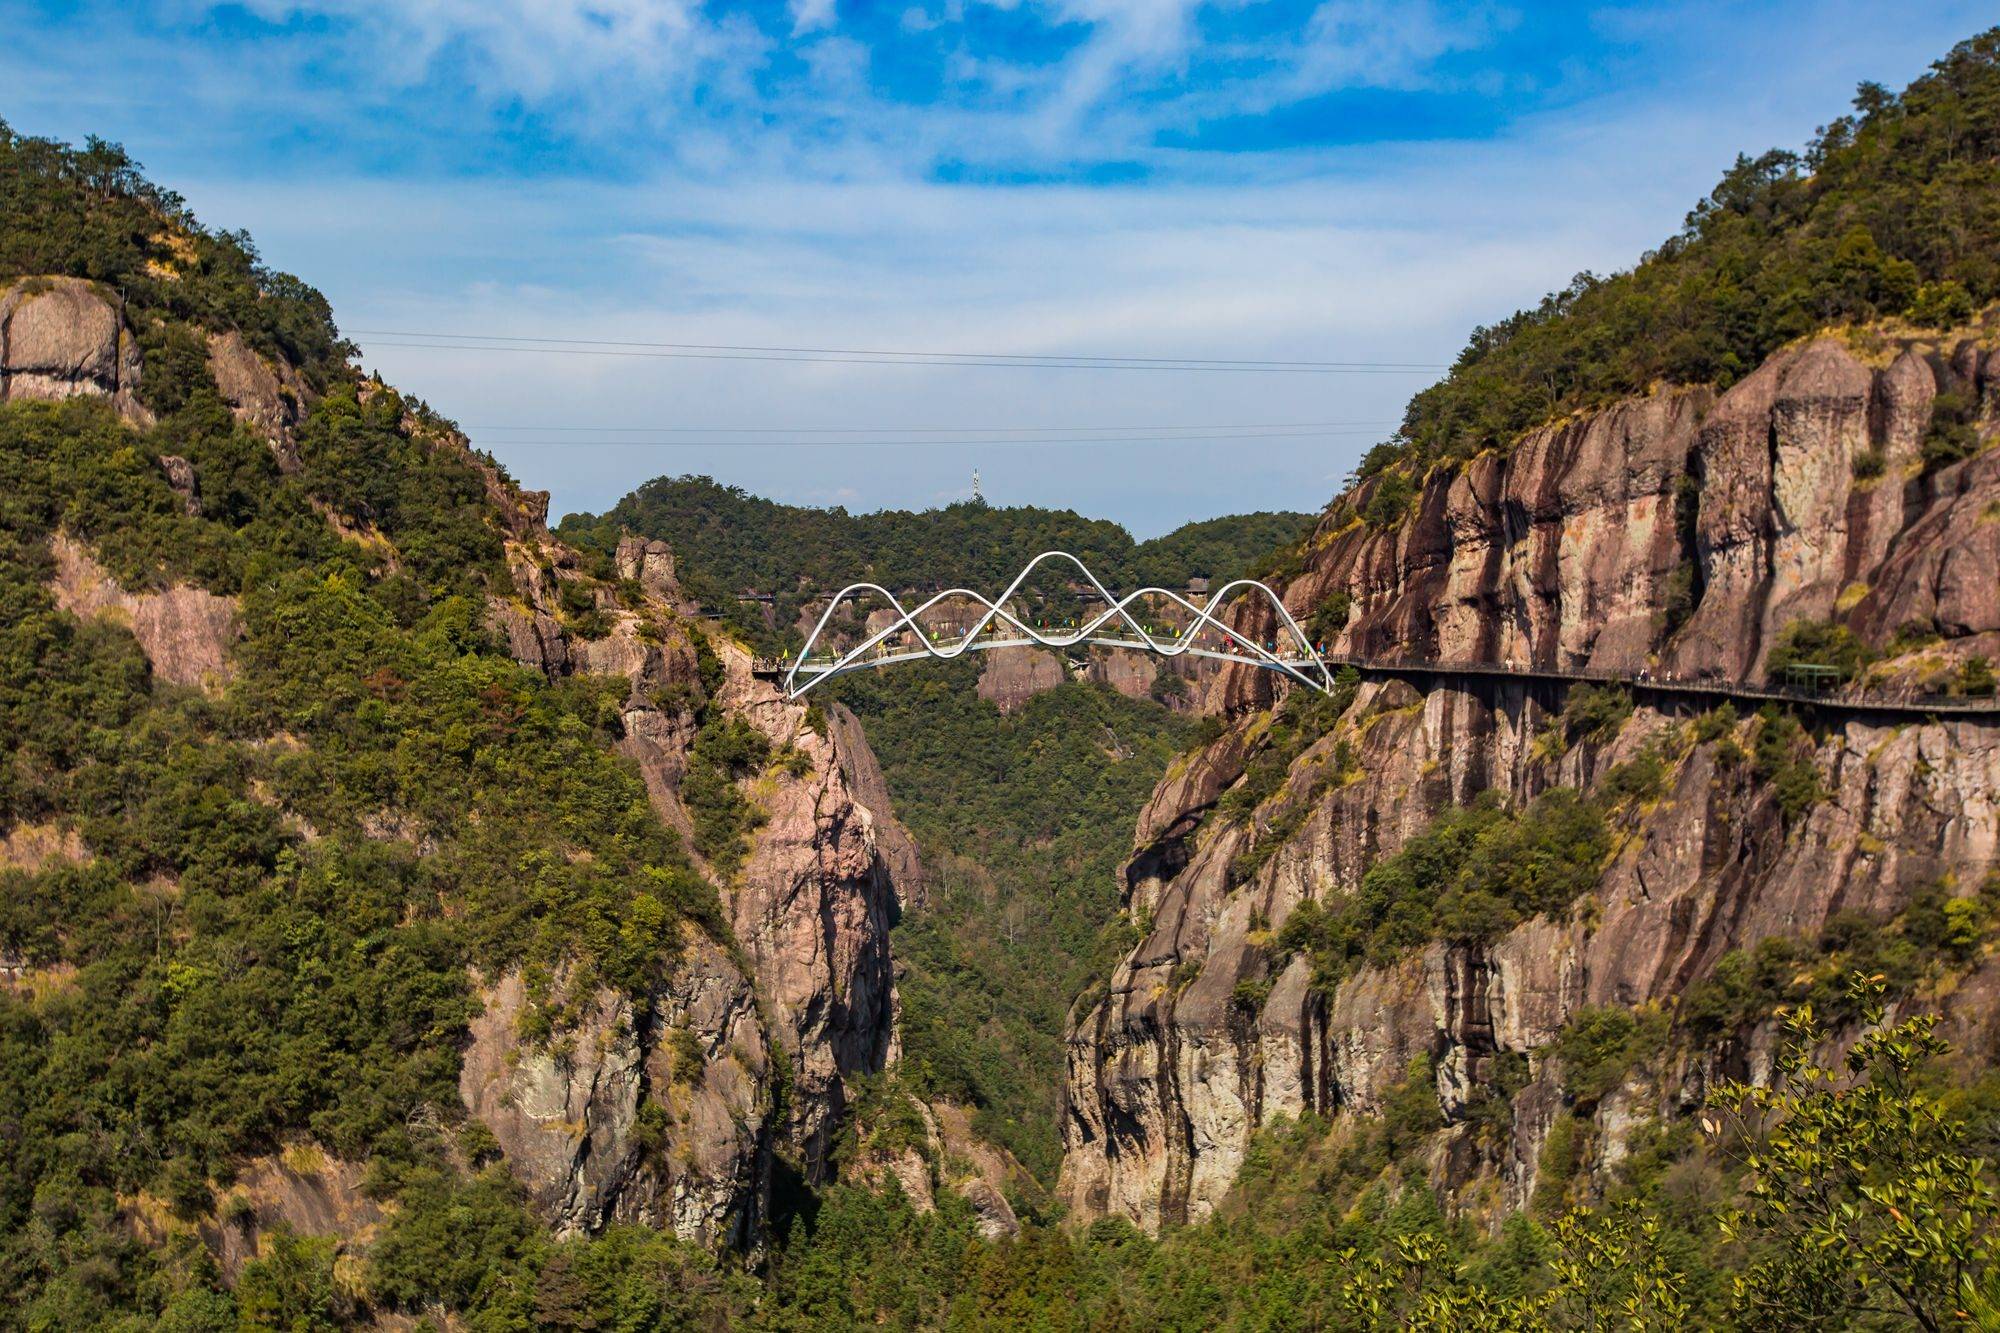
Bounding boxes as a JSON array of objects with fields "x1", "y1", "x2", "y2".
[
  {"x1": 1, "y1": 254, "x2": 913, "y2": 1275},
  {"x1": 466, "y1": 445, "x2": 908, "y2": 1234},
  {"x1": 1061, "y1": 327, "x2": 2000, "y2": 1231}
]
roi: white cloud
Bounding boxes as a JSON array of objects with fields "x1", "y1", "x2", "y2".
[
  {"x1": 790, "y1": 0, "x2": 839, "y2": 34},
  {"x1": 236, "y1": 0, "x2": 757, "y2": 101}
]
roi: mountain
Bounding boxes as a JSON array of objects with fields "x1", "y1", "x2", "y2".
[
  {"x1": 1044, "y1": 25, "x2": 2000, "y2": 1317},
  {"x1": 559, "y1": 480, "x2": 1313, "y2": 1182},
  {"x1": 7, "y1": 24, "x2": 2000, "y2": 1332},
  {"x1": 0, "y1": 122, "x2": 924, "y2": 1327},
  {"x1": 559, "y1": 475, "x2": 1312, "y2": 656}
]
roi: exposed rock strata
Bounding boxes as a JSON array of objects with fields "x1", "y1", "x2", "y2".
[
  {"x1": 480, "y1": 516, "x2": 905, "y2": 1222},
  {"x1": 1218, "y1": 336, "x2": 2000, "y2": 714},
  {"x1": 460, "y1": 947, "x2": 771, "y2": 1245},
  {"x1": 206, "y1": 329, "x2": 310, "y2": 466},
  {"x1": 1064, "y1": 334, "x2": 2000, "y2": 1233}
]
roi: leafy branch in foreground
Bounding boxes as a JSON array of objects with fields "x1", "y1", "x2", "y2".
[{"x1": 1711, "y1": 973, "x2": 2000, "y2": 1332}]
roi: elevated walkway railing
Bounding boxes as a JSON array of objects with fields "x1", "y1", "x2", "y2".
[{"x1": 775, "y1": 551, "x2": 1999, "y2": 721}]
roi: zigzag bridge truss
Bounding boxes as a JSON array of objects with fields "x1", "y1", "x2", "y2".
[
  {"x1": 774, "y1": 551, "x2": 2000, "y2": 721},
  {"x1": 783, "y1": 550, "x2": 1333, "y2": 699}
]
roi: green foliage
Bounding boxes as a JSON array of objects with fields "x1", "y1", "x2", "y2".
[
  {"x1": 1923, "y1": 387, "x2": 1984, "y2": 469},
  {"x1": 1306, "y1": 589, "x2": 1353, "y2": 646},
  {"x1": 1766, "y1": 617, "x2": 1873, "y2": 683},
  {"x1": 1561, "y1": 683, "x2": 1633, "y2": 744},
  {"x1": 1910, "y1": 277, "x2": 1978, "y2": 327},
  {"x1": 1555, "y1": 1005, "x2": 1668, "y2": 1107},
  {"x1": 1750, "y1": 706, "x2": 1826, "y2": 820},
  {"x1": 1961, "y1": 655, "x2": 1998, "y2": 697},
  {"x1": 827, "y1": 660, "x2": 1192, "y2": 1180},
  {"x1": 0, "y1": 121, "x2": 350, "y2": 385},
  {"x1": 682, "y1": 713, "x2": 774, "y2": 875},
  {"x1": 1278, "y1": 787, "x2": 1610, "y2": 993},
  {"x1": 0, "y1": 350, "x2": 727, "y2": 1320},
  {"x1": 1713, "y1": 975, "x2": 2000, "y2": 1330},
  {"x1": 1360, "y1": 469, "x2": 1419, "y2": 527},
  {"x1": 1371, "y1": 32, "x2": 2000, "y2": 475},
  {"x1": 234, "y1": 1225, "x2": 350, "y2": 1330},
  {"x1": 560, "y1": 475, "x2": 1312, "y2": 655},
  {"x1": 1692, "y1": 701, "x2": 1738, "y2": 743}
]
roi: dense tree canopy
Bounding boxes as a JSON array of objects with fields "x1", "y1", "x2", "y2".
[
  {"x1": 1370, "y1": 28, "x2": 2000, "y2": 479},
  {"x1": 561, "y1": 475, "x2": 1312, "y2": 655}
]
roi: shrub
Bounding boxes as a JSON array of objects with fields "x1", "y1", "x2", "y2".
[
  {"x1": 1765, "y1": 618, "x2": 1872, "y2": 683},
  {"x1": 1909, "y1": 278, "x2": 1976, "y2": 327},
  {"x1": 1692, "y1": 701, "x2": 1737, "y2": 743},
  {"x1": 1361, "y1": 469, "x2": 1418, "y2": 528},
  {"x1": 1922, "y1": 389, "x2": 1980, "y2": 470},
  {"x1": 681, "y1": 714, "x2": 772, "y2": 874},
  {"x1": 1752, "y1": 706, "x2": 1825, "y2": 820},
  {"x1": 1961, "y1": 655, "x2": 1997, "y2": 697},
  {"x1": 1561, "y1": 684, "x2": 1632, "y2": 743}
]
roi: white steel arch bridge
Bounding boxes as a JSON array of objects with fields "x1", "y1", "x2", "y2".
[{"x1": 783, "y1": 550, "x2": 1333, "y2": 700}]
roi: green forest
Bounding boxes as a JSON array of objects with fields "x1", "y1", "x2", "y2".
[
  {"x1": 1369, "y1": 27, "x2": 2000, "y2": 481},
  {"x1": 558, "y1": 475, "x2": 1310, "y2": 654},
  {"x1": 825, "y1": 663, "x2": 1193, "y2": 1183}
]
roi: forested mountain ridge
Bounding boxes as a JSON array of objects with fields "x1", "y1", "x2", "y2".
[
  {"x1": 1042, "y1": 27, "x2": 2000, "y2": 1328},
  {"x1": 0, "y1": 122, "x2": 924, "y2": 1327},
  {"x1": 1369, "y1": 24, "x2": 2000, "y2": 481},
  {"x1": 10, "y1": 25, "x2": 2000, "y2": 1332},
  {"x1": 559, "y1": 474, "x2": 1311, "y2": 656}
]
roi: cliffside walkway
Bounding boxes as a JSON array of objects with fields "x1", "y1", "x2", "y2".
[
  {"x1": 778, "y1": 550, "x2": 1998, "y2": 721},
  {"x1": 1304, "y1": 654, "x2": 2000, "y2": 722}
]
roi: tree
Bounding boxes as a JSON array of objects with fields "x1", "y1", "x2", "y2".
[{"x1": 1710, "y1": 974, "x2": 2000, "y2": 1331}]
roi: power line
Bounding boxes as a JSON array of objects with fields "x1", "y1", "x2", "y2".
[
  {"x1": 470, "y1": 426, "x2": 1390, "y2": 449},
  {"x1": 349, "y1": 328, "x2": 1445, "y2": 375},
  {"x1": 463, "y1": 419, "x2": 1398, "y2": 434}
]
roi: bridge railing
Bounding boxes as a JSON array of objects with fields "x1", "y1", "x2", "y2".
[{"x1": 790, "y1": 640, "x2": 2000, "y2": 715}]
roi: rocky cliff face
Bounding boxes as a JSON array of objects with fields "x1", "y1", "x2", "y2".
[
  {"x1": 1212, "y1": 335, "x2": 2000, "y2": 715},
  {"x1": 0, "y1": 277, "x2": 148, "y2": 421},
  {"x1": 476, "y1": 493, "x2": 910, "y2": 1239},
  {"x1": 1061, "y1": 330, "x2": 2000, "y2": 1232}
]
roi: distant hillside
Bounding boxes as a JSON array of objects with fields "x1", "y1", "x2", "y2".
[{"x1": 559, "y1": 475, "x2": 1312, "y2": 653}]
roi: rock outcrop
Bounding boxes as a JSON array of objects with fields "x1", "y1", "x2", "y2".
[
  {"x1": 460, "y1": 943, "x2": 771, "y2": 1245},
  {"x1": 1226, "y1": 336, "x2": 2000, "y2": 716},
  {"x1": 1062, "y1": 331, "x2": 2000, "y2": 1233},
  {"x1": 476, "y1": 510, "x2": 905, "y2": 1227},
  {"x1": 0, "y1": 277, "x2": 149, "y2": 422},
  {"x1": 975, "y1": 644, "x2": 1068, "y2": 712},
  {"x1": 49, "y1": 531, "x2": 239, "y2": 688},
  {"x1": 207, "y1": 329, "x2": 310, "y2": 466}
]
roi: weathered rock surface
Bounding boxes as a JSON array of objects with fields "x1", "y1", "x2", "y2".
[
  {"x1": 460, "y1": 944, "x2": 771, "y2": 1245},
  {"x1": 0, "y1": 277, "x2": 149, "y2": 421},
  {"x1": 480, "y1": 517, "x2": 905, "y2": 1216},
  {"x1": 976, "y1": 644, "x2": 1068, "y2": 711},
  {"x1": 202, "y1": 1146, "x2": 383, "y2": 1281},
  {"x1": 50, "y1": 531, "x2": 239, "y2": 688},
  {"x1": 1225, "y1": 336, "x2": 2000, "y2": 716},
  {"x1": 721, "y1": 647, "x2": 900, "y2": 1175},
  {"x1": 207, "y1": 329, "x2": 310, "y2": 466},
  {"x1": 827, "y1": 701, "x2": 927, "y2": 909},
  {"x1": 1063, "y1": 334, "x2": 2000, "y2": 1233}
]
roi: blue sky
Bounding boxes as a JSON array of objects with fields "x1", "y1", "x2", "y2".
[{"x1": 3, "y1": 1, "x2": 1992, "y2": 535}]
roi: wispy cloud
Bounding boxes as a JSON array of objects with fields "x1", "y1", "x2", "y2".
[{"x1": 3, "y1": 0, "x2": 1993, "y2": 534}]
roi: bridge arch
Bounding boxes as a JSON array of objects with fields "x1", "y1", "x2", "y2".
[{"x1": 784, "y1": 550, "x2": 1334, "y2": 699}]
